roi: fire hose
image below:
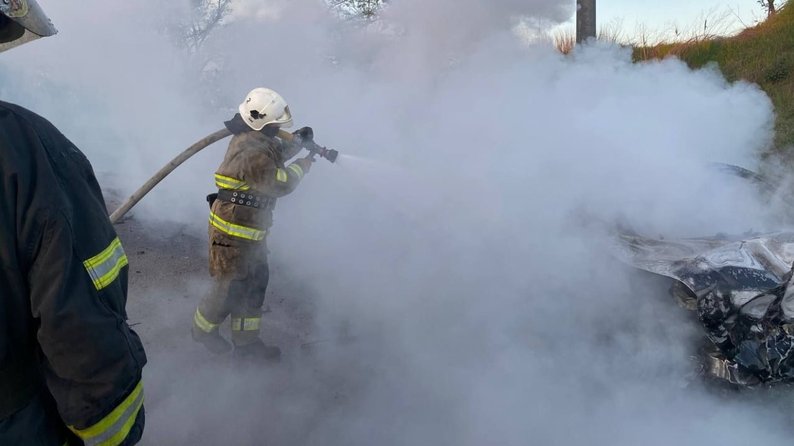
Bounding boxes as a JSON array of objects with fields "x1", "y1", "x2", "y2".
[{"x1": 108, "y1": 128, "x2": 338, "y2": 224}]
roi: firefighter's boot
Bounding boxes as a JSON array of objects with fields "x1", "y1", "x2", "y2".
[
  {"x1": 233, "y1": 340, "x2": 281, "y2": 362},
  {"x1": 192, "y1": 308, "x2": 232, "y2": 354},
  {"x1": 191, "y1": 325, "x2": 232, "y2": 354}
]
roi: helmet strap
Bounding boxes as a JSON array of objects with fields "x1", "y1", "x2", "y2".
[{"x1": 260, "y1": 124, "x2": 280, "y2": 137}]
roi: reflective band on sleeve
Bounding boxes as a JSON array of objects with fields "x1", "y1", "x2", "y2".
[
  {"x1": 69, "y1": 380, "x2": 144, "y2": 446},
  {"x1": 214, "y1": 174, "x2": 250, "y2": 191},
  {"x1": 194, "y1": 308, "x2": 218, "y2": 333},
  {"x1": 209, "y1": 212, "x2": 266, "y2": 241},
  {"x1": 83, "y1": 238, "x2": 128, "y2": 291},
  {"x1": 275, "y1": 168, "x2": 288, "y2": 183},
  {"x1": 287, "y1": 163, "x2": 304, "y2": 180},
  {"x1": 231, "y1": 317, "x2": 262, "y2": 332}
]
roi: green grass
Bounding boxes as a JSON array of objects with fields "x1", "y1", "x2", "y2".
[{"x1": 633, "y1": 5, "x2": 794, "y2": 154}]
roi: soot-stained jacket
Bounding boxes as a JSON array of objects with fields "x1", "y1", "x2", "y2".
[{"x1": 209, "y1": 116, "x2": 305, "y2": 249}]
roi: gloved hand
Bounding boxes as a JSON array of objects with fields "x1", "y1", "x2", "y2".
[
  {"x1": 293, "y1": 126, "x2": 313, "y2": 143},
  {"x1": 293, "y1": 154, "x2": 315, "y2": 175}
]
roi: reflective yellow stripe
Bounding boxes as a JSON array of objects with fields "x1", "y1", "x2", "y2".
[
  {"x1": 287, "y1": 163, "x2": 304, "y2": 180},
  {"x1": 209, "y1": 212, "x2": 266, "y2": 241},
  {"x1": 231, "y1": 317, "x2": 261, "y2": 332},
  {"x1": 194, "y1": 308, "x2": 218, "y2": 333},
  {"x1": 275, "y1": 168, "x2": 288, "y2": 183},
  {"x1": 214, "y1": 174, "x2": 250, "y2": 191},
  {"x1": 69, "y1": 380, "x2": 144, "y2": 446},
  {"x1": 83, "y1": 238, "x2": 128, "y2": 291}
]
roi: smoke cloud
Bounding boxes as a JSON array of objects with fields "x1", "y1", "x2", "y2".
[{"x1": 2, "y1": 0, "x2": 791, "y2": 444}]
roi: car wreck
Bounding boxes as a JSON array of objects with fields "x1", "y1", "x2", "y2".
[
  {"x1": 614, "y1": 229, "x2": 794, "y2": 386},
  {"x1": 611, "y1": 164, "x2": 794, "y2": 387}
]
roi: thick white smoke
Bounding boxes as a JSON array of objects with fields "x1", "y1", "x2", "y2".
[{"x1": 2, "y1": 0, "x2": 791, "y2": 444}]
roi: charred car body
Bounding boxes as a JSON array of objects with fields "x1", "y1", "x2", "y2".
[
  {"x1": 615, "y1": 230, "x2": 794, "y2": 386},
  {"x1": 613, "y1": 164, "x2": 794, "y2": 387}
]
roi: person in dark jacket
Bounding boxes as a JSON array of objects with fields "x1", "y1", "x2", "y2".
[{"x1": 0, "y1": 2, "x2": 147, "y2": 445}]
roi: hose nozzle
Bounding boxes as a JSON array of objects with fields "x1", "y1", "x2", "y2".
[
  {"x1": 306, "y1": 141, "x2": 339, "y2": 163},
  {"x1": 277, "y1": 128, "x2": 339, "y2": 163}
]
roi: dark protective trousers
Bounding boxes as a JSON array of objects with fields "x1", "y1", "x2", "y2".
[{"x1": 194, "y1": 241, "x2": 270, "y2": 345}]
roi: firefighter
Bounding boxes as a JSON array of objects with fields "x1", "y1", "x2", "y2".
[
  {"x1": 192, "y1": 87, "x2": 314, "y2": 361},
  {"x1": 0, "y1": 2, "x2": 147, "y2": 445}
]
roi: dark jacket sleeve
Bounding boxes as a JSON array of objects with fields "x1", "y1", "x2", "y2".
[
  {"x1": 5, "y1": 104, "x2": 146, "y2": 445},
  {"x1": 29, "y1": 210, "x2": 145, "y2": 446}
]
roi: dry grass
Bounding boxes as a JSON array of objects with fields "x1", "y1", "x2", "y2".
[
  {"x1": 553, "y1": 28, "x2": 575, "y2": 54},
  {"x1": 632, "y1": 8, "x2": 737, "y2": 60},
  {"x1": 551, "y1": 3, "x2": 794, "y2": 154},
  {"x1": 553, "y1": 6, "x2": 742, "y2": 57},
  {"x1": 634, "y1": 3, "x2": 794, "y2": 153},
  {"x1": 551, "y1": 21, "x2": 624, "y2": 54}
]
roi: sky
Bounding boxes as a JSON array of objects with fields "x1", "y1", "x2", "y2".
[
  {"x1": 3, "y1": 0, "x2": 794, "y2": 444},
  {"x1": 566, "y1": 0, "x2": 780, "y2": 41},
  {"x1": 555, "y1": 0, "x2": 766, "y2": 41}
]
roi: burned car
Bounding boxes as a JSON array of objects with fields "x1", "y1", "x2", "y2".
[
  {"x1": 614, "y1": 230, "x2": 794, "y2": 386},
  {"x1": 612, "y1": 164, "x2": 794, "y2": 387}
]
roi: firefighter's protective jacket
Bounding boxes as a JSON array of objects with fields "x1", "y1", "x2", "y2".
[
  {"x1": 209, "y1": 126, "x2": 305, "y2": 250},
  {"x1": 0, "y1": 101, "x2": 146, "y2": 445}
]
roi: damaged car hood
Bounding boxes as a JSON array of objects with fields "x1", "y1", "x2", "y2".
[
  {"x1": 614, "y1": 231, "x2": 794, "y2": 302},
  {"x1": 613, "y1": 230, "x2": 794, "y2": 385}
]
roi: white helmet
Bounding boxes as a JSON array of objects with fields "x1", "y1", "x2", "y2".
[
  {"x1": 238, "y1": 87, "x2": 293, "y2": 131},
  {"x1": 0, "y1": 0, "x2": 56, "y2": 53}
]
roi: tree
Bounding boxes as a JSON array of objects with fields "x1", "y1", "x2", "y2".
[
  {"x1": 328, "y1": 0, "x2": 387, "y2": 21},
  {"x1": 758, "y1": 0, "x2": 777, "y2": 18},
  {"x1": 183, "y1": 0, "x2": 233, "y2": 51}
]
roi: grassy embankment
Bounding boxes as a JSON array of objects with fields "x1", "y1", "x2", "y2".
[{"x1": 633, "y1": 5, "x2": 794, "y2": 156}]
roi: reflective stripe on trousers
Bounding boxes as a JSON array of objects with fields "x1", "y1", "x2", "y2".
[
  {"x1": 194, "y1": 308, "x2": 219, "y2": 333},
  {"x1": 231, "y1": 317, "x2": 261, "y2": 332}
]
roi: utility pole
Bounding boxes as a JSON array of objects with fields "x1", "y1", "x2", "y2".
[{"x1": 576, "y1": 0, "x2": 596, "y2": 44}]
